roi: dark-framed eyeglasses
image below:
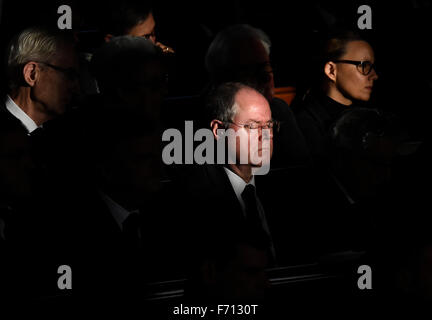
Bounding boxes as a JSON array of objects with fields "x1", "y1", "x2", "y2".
[
  {"x1": 225, "y1": 119, "x2": 280, "y2": 132},
  {"x1": 333, "y1": 60, "x2": 376, "y2": 75},
  {"x1": 37, "y1": 62, "x2": 79, "y2": 80}
]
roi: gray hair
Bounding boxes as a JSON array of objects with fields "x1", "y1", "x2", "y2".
[
  {"x1": 207, "y1": 82, "x2": 253, "y2": 123},
  {"x1": 7, "y1": 27, "x2": 71, "y2": 90},
  {"x1": 205, "y1": 24, "x2": 272, "y2": 77}
]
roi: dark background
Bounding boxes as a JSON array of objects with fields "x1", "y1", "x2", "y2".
[
  {"x1": 1, "y1": 1, "x2": 432, "y2": 314},
  {"x1": 1, "y1": 0, "x2": 432, "y2": 137}
]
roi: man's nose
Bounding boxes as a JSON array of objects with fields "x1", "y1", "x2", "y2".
[{"x1": 369, "y1": 68, "x2": 378, "y2": 81}]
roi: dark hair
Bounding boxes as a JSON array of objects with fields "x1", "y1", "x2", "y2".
[
  {"x1": 310, "y1": 30, "x2": 365, "y2": 88},
  {"x1": 102, "y1": 0, "x2": 153, "y2": 36},
  {"x1": 320, "y1": 30, "x2": 364, "y2": 66}
]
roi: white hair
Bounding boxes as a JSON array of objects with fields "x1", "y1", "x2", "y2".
[
  {"x1": 7, "y1": 27, "x2": 69, "y2": 89},
  {"x1": 205, "y1": 24, "x2": 272, "y2": 77}
]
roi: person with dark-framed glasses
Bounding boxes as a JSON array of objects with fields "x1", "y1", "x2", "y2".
[
  {"x1": 332, "y1": 60, "x2": 376, "y2": 77},
  {"x1": 294, "y1": 30, "x2": 379, "y2": 164}
]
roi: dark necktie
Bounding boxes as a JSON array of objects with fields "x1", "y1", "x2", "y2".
[
  {"x1": 241, "y1": 185, "x2": 278, "y2": 265},
  {"x1": 241, "y1": 184, "x2": 264, "y2": 232}
]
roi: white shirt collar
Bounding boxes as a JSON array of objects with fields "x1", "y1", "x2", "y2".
[
  {"x1": 99, "y1": 191, "x2": 137, "y2": 231},
  {"x1": 224, "y1": 167, "x2": 255, "y2": 211},
  {"x1": 5, "y1": 95, "x2": 40, "y2": 134}
]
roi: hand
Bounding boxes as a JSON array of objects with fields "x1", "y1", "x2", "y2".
[{"x1": 155, "y1": 41, "x2": 175, "y2": 54}]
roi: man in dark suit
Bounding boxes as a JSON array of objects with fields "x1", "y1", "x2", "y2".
[
  {"x1": 205, "y1": 24, "x2": 310, "y2": 167},
  {"x1": 178, "y1": 83, "x2": 277, "y2": 266},
  {"x1": 72, "y1": 35, "x2": 167, "y2": 303},
  {"x1": 3, "y1": 26, "x2": 82, "y2": 199},
  {"x1": 0, "y1": 27, "x2": 83, "y2": 304},
  {"x1": 4, "y1": 27, "x2": 79, "y2": 134}
]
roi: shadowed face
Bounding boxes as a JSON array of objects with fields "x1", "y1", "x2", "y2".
[
  {"x1": 333, "y1": 41, "x2": 378, "y2": 102},
  {"x1": 230, "y1": 38, "x2": 275, "y2": 101},
  {"x1": 127, "y1": 12, "x2": 156, "y2": 43},
  {"x1": 119, "y1": 60, "x2": 166, "y2": 122},
  {"x1": 34, "y1": 45, "x2": 79, "y2": 115},
  {"x1": 228, "y1": 88, "x2": 273, "y2": 168}
]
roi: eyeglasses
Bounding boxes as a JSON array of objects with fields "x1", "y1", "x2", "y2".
[
  {"x1": 37, "y1": 62, "x2": 79, "y2": 81},
  {"x1": 333, "y1": 60, "x2": 376, "y2": 75},
  {"x1": 225, "y1": 120, "x2": 279, "y2": 132}
]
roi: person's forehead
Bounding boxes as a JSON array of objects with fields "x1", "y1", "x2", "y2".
[
  {"x1": 129, "y1": 13, "x2": 155, "y2": 36},
  {"x1": 343, "y1": 40, "x2": 374, "y2": 60},
  {"x1": 234, "y1": 88, "x2": 270, "y2": 115}
]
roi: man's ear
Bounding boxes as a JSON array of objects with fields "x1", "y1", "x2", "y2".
[
  {"x1": 22, "y1": 62, "x2": 39, "y2": 87},
  {"x1": 210, "y1": 119, "x2": 224, "y2": 140},
  {"x1": 324, "y1": 61, "x2": 337, "y2": 82},
  {"x1": 104, "y1": 34, "x2": 113, "y2": 43}
]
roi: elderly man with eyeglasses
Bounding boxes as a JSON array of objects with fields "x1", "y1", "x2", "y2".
[
  {"x1": 176, "y1": 82, "x2": 278, "y2": 273},
  {"x1": 4, "y1": 27, "x2": 79, "y2": 134}
]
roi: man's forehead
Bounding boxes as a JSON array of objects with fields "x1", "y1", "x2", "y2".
[
  {"x1": 235, "y1": 88, "x2": 269, "y2": 108},
  {"x1": 235, "y1": 97, "x2": 271, "y2": 122}
]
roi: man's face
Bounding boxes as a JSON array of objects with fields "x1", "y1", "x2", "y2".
[
  {"x1": 33, "y1": 45, "x2": 79, "y2": 116},
  {"x1": 228, "y1": 88, "x2": 273, "y2": 169},
  {"x1": 121, "y1": 60, "x2": 166, "y2": 122},
  {"x1": 231, "y1": 38, "x2": 275, "y2": 101},
  {"x1": 127, "y1": 12, "x2": 156, "y2": 43}
]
